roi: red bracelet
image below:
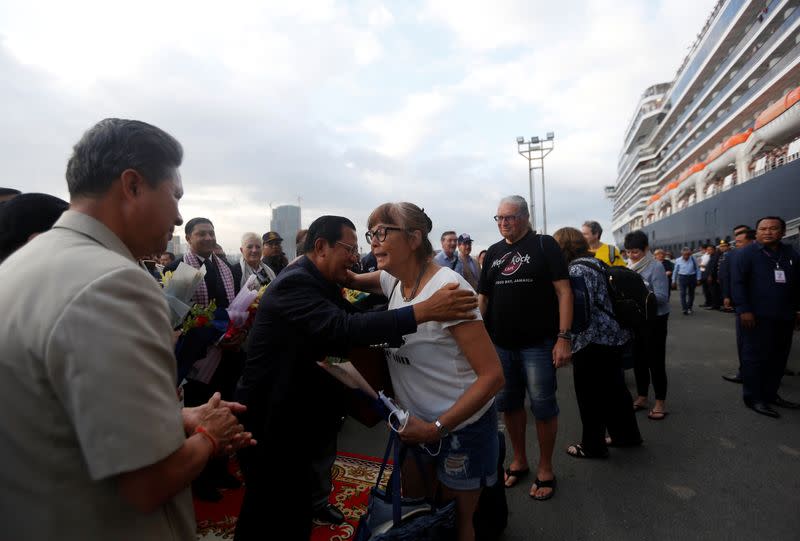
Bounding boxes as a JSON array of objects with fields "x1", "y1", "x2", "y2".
[{"x1": 194, "y1": 426, "x2": 218, "y2": 455}]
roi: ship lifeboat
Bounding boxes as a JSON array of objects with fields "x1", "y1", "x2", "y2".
[
  {"x1": 704, "y1": 130, "x2": 752, "y2": 177},
  {"x1": 751, "y1": 85, "x2": 800, "y2": 145},
  {"x1": 674, "y1": 162, "x2": 706, "y2": 201}
]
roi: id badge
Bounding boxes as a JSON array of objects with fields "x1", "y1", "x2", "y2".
[{"x1": 775, "y1": 269, "x2": 786, "y2": 283}]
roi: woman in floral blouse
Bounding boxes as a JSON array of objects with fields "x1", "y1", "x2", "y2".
[{"x1": 553, "y1": 227, "x2": 642, "y2": 458}]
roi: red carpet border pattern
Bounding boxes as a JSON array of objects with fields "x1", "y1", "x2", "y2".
[{"x1": 196, "y1": 452, "x2": 392, "y2": 540}]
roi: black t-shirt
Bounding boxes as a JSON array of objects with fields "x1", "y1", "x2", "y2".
[{"x1": 478, "y1": 231, "x2": 568, "y2": 348}]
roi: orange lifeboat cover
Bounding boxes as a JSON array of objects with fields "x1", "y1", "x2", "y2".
[{"x1": 754, "y1": 86, "x2": 800, "y2": 130}]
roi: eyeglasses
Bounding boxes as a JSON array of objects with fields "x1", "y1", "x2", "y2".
[
  {"x1": 493, "y1": 215, "x2": 519, "y2": 223},
  {"x1": 365, "y1": 226, "x2": 404, "y2": 244},
  {"x1": 336, "y1": 240, "x2": 360, "y2": 257}
]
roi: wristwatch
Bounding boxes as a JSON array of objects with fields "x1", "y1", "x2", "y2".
[
  {"x1": 434, "y1": 419, "x2": 450, "y2": 438},
  {"x1": 557, "y1": 330, "x2": 574, "y2": 342}
]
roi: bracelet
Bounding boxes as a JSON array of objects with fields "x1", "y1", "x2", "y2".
[{"x1": 194, "y1": 426, "x2": 218, "y2": 456}]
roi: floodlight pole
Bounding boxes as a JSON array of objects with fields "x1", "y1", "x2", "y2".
[{"x1": 516, "y1": 134, "x2": 555, "y2": 234}]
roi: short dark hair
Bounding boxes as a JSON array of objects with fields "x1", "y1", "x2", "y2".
[
  {"x1": 304, "y1": 216, "x2": 356, "y2": 253},
  {"x1": 162, "y1": 251, "x2": 176, "y2": 262},
  {"x1": 624, "y1": 230, "x2": 649, "y2": 251},
  {"x1": 0, "y1": 188, "x2": 21, "y2": 197},
  {"x1": 441, "y1": 231, "x2": 456, "y2": 241},
  {"x1": 66, "y1": 118, "x2": 183, "y2": 198},
  {"x1": 745, "y1": 229, "x2": 756, "y2": 240},
  {"x1": 0, "y1": 193, "x2": 69, "y2": 261},
  {"x1": 755, "y1": 216, "x2": 786, "y2": 231},
  {"x1": 733, "y1": 224, "x2": 750, "y2": 234},
  {"x1": 582, "y1": 220, "x2": 603, "y2": 239},
  {"x1": 185, "y1": 217, "x2": 213, "y2": 236}
]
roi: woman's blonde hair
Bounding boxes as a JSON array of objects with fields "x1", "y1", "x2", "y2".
[{"x1": 367, "y1": 202, "x2": 434, "y2": 261}]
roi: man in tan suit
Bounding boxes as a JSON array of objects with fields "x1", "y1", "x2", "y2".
[{"x1": 0, "y1": 118, "x2": 255, "y2": 540}]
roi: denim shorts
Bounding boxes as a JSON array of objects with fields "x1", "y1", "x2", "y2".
[
  {"x1": 415, "y1": 404, "x2": 499, "y2": 491},
  {"x1": 494, "y1": 340, "x2": 560, "y2": 420}
]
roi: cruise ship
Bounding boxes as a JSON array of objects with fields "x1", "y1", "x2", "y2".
[{"x1": 610, "y1": 0, "x2": 800, "y2": 253}]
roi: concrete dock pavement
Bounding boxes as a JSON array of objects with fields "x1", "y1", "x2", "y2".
[{"x1": 338, "y1": 294, "x2": 800, "y2": 540}]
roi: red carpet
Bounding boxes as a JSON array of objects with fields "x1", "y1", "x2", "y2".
[{"x1": 195, "y1": 452, "x2": 392, "y2": 540}]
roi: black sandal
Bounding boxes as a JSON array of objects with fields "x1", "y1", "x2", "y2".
[
  {"x1": 503, "y1": 466, "x2": 530, "y2": 488},
  {"x1": 530, "y1": 476, "x2": 557, "y2": 500},
  {"x1": 566, "y1": 443, "x2": 608, "y2": 459}
]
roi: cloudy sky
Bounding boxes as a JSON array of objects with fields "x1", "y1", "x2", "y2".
[{"x1": 1, "y1": 0, "x2": 717, "y2": 252}]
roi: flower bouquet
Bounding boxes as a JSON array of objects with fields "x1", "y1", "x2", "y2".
[
  {"x1": 177, "y1": 274, "x2": 270, "y2": 384},
  {"x1": 160, "y1": 262, "x2": 207, "y2": 328}
]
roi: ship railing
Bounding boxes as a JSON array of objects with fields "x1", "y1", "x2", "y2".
[
  {"x1": 642, "y1": 38, "x2": 800, "y2": 202},
  {"x1": 654, "y1": 0, "x2": 787, "y2": 159},
  {"x1": 657, "y1": 7, "x2": 800, "y2": 172}
]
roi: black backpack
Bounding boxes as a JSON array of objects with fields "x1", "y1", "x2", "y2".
[{"x1": 572, "y1": 259, "x2": 657, "y2": 331}]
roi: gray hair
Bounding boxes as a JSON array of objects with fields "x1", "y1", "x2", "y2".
[
  {"x1": 66, "y1": 118, "x2": 183, "y2": 198},
  {"x1": 582, "y1": 220, "x2": 603, "y2": 239},
  {"x1": 499, "y1": 195, "x2": 530, "y2": 220},
  {"x1": 240, "y1": 232, "x2": 261, "y2": 247}
]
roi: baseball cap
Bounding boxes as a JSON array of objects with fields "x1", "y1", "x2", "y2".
[
  {"x1": 457, "y1": 233, "x2": 473, "y2": 244},
  {"x1": 262, "y1": 231, "x2": 283, "y2": 243}
]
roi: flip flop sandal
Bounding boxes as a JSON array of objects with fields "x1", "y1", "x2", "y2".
[
  {"x1": 503, "y1": 467, "x2": 530, "y2": 488},
  {"x1": 530, "y1": 476, "x2": 557, "y2": 501},
  {"x1": 566, "y1": 443, "x2": 608, "y2": 459},
  {"x1": 633, "y1": 403, "x2": 648, "y2": 412},
  {"x1": 648, "y1": 409, "x2": 668, "y2": 420}
]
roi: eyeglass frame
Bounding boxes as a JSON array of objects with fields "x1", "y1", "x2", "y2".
[
  {"x1": 365, "y1": 226, "x2": 405, "y2": 244},
  {"x1": 493, "y1": 214, "x2": 521, "y2": 223},
  {"x1": 335, "y1": 240, "x2": 360, "y2": 257}
]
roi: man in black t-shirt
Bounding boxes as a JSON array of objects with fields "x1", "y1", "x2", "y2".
[{"x1": 478, "y1": 195, "x2": 573, "y2": 501}]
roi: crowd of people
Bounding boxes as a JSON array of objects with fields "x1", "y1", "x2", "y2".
[{"x1": 1, "y1": 118, "x2": 798, "y2": 541}]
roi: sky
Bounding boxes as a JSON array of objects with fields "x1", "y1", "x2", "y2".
[{"x1": 0, "y1": 0, "x2": 718, "y2": 252}]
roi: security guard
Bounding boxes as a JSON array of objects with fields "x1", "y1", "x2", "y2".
[{"x1": 731, "y1": 216, "x2": 800, "y2": 418}]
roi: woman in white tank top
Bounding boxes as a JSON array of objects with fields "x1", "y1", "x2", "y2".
[{"x1": 347, "y1": 202, "x2": 505, "y2": 541}]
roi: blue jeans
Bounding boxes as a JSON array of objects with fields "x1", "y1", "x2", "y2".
[
  {"x1": 416, "y1": 405, "x2": 500, "y2": 491},
  {"x1": 494, "y1": 340, "x2": 559, "y2": 420},
  {"x1": 678, "y1": 274, "x2": 696, "y2": 311}
]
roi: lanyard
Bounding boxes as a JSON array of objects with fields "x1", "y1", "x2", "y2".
[{"x1": 760, "y1": 247, "x2": 789, "y2": 270}]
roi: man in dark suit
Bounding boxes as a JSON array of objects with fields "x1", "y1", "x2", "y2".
[
  {"x1": 731, "y1": 216, "x2": 800, "y2": 418},
  {"x1": 721, "y1": 226, "x2": 754, "y2": 383},
  {"x1": 166, "y1": 217, "x2": 243, "y2": 500},
  {"x1": 234, "y1": 215, "x2": 479, "y2": 541}
]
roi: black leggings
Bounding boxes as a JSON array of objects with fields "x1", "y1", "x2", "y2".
[
  {"x1": 572, "y1": 343, "x2": 641, "y2": 454},
  {"x1": 634, "y1": 314, "x2": 669, "y2": 400}
]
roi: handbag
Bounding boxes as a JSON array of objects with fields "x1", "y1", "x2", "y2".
[{"x1": 355, "y1": 432, "x2": 456, "y2": 541}]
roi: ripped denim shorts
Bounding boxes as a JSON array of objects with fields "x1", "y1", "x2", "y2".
[{"x1": 416, "y1": 403, "x2": 499, "y2": 491}]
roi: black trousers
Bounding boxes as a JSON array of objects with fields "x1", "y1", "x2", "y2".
[
  {"x1": 710, "y1": 281, "x2": 723, "y2": 309},
  {"x1": 183, "y1": 350, "x2": 245, "y2": 487},
  {"x1": 740, "y1": 316, "x2": 794, "y2": 404},
  {"x1": 236, "y1": 429, "x2": 314, "y2": 541},
  {"x1": 701, "y1": 276, "x2": 711, "y2": 305},
  {"x1": 572, "y1": 343, "x2": 642, "y2": 454},
  {"x1": 633, "y1": 314, "x2": 669, "y2": 400}
]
